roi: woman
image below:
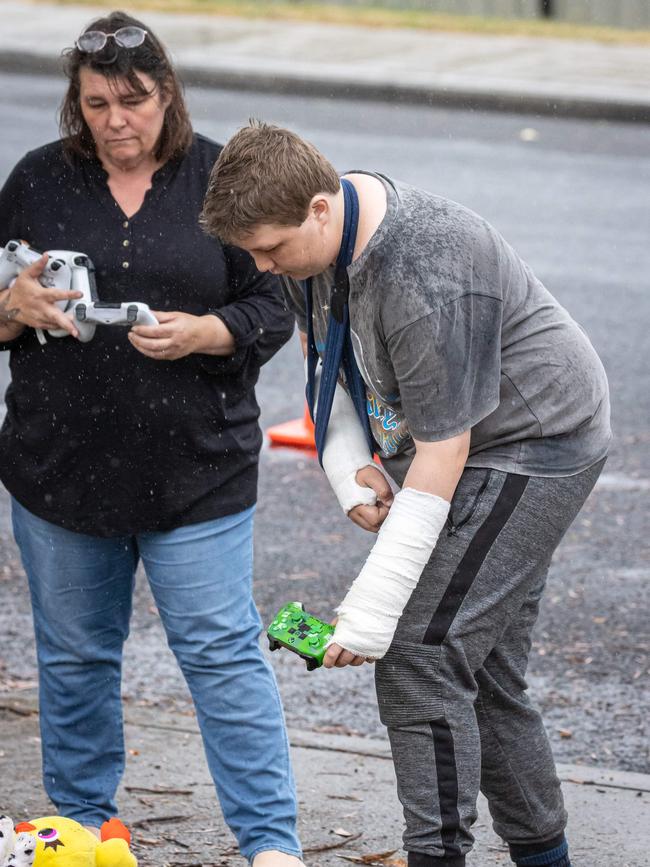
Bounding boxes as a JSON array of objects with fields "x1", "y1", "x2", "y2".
[{"x1": 0, "y1": 13, "x2": 303, "y2": 867}]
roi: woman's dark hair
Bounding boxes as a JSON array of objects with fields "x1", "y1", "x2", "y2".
[{"x1": 60, "y1": 10, "x2": 193, "y2": 163}]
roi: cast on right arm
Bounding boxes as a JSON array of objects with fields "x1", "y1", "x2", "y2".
[
  {"x1": 333, "y1": 486, "x2": 450, "y2": 658},
  {"x1": 328, "y1": 432, "x2": 470, "y2": 662}
]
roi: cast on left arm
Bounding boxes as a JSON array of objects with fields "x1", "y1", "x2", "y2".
[{"x1": 324, "y1": 430, "x2": 470, "y2": 668}]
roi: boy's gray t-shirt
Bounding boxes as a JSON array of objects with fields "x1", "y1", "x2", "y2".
[{"x1": 283, "y1": 173, "x2": 610, "y2": 477}]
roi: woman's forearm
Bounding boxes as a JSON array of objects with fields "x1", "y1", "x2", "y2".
[{"x1": 0, "y1": 288, "x2": 26, "y2": 341}]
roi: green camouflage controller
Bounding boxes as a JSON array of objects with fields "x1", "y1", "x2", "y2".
[{"x1": 267, "y1": 602, "x2": 335, "y2": 670}]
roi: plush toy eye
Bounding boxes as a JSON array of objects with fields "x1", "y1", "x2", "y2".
[{"x1": 37, "y1": 827, "x2": 65, "y2": 850}]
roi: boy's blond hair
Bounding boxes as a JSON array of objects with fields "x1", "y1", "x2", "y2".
[{"x1": 201, "y1": 120, "x2": 340, "y2": 244}]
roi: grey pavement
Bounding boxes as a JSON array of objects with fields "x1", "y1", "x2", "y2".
[
  {"x1": 0, "y1": 1, "x2": 649, "y2": 121},
  {"x1": 1, "y1": 689, "x2": 650, "y2": 866}
]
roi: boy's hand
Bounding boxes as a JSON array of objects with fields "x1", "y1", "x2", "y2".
[
  {"x1": 323, "y1": 617, "x2": 375, "y2": 668},
  {"x1": 323, "y1": 642, "x2": 369, "y2": 668},
  {"x1": 347, "y1": 465, "x2": 393, "y2": 532}
]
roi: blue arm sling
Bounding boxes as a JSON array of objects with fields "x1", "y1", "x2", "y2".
[{"x1": 304, "y1": 178, "x2": 375, "y2": 466}]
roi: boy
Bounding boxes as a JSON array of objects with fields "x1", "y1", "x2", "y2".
[{"x1": 201, "y1": 122, "x2": 610, "y2": 867}]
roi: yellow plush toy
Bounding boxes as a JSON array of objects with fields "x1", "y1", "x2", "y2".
[{"x1": 12, "y1": 817, "x2": 137, "y2": 867}]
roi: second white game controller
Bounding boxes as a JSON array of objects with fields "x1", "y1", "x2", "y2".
[{"x1": 75, "y1": 301, "x2": 158, "y2": 328}]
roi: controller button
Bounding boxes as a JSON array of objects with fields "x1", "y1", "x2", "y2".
[
  {"x1": 310, "y1": 624, "x2": 324, "y2": 633},
  {"x1": 308, "y1": 637, "x2": 321, "y2": 647}
]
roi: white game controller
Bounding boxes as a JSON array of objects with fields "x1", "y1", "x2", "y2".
[
  {"x1": 0, "y1": 238, "x2": 73, "y2": 309},
  {"x1": 75, "y1": 301, "x2": 159, "y2": 328}
]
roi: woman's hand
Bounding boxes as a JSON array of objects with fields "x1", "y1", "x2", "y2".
[
  {"x1": 128, "y1": 311, "x2": 235, "y2": 360},
  {"x1": 347, "y1": 465, "x2": 394, "y2": 533},
  {"x1": 3, "y1": 254, "x2": 82, "y2": 337}
]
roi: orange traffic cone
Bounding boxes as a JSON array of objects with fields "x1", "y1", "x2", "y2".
[{"x1": 266, "y1": 402, "x2": 316, "y2": 450}]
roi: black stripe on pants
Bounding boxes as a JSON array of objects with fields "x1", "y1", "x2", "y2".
[
  {"x1": 430, "y1": 719, "x2": 462, "y2": 859},
  {"x1": 423, "y1": 474, "x2": 529, "y2": 647}
]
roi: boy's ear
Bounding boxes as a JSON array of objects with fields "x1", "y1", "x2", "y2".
[{"x1": 310, "y1": 194, "x2": 331, "y2": 222}]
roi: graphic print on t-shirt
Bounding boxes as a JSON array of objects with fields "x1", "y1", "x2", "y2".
[{"x1": 366, "y1": 389, "x2": 411, "y2": 457}]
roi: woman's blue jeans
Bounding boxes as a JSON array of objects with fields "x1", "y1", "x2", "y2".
[{"x1": 11, "y1": 498, "x2": 301, "y2": 863}]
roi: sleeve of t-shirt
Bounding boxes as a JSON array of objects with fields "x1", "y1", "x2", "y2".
[{"x1": 387, "y1": 294, "x2": 503, "y2": 442}]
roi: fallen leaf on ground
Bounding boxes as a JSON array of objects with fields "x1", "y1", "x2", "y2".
[
  {"x1": 337, "y1": 849, "x2": 398, "y2": 864},
  {"x1": 328, "y1": 794, "x2": 363, "y2": 801},
  {"x1": 304, "y1": 833, "x2": 362, "y2": 854},
  {"x1": 314, "y1": 724, "x2": 360, "y2": 736}
]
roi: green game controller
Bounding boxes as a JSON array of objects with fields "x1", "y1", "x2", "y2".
[{"x1": 267, "y1": 601, "x2": 335, "y2": 670}]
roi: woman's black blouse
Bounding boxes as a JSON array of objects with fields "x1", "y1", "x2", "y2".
[{"x1": 0, "y1": 134, "x2": 294, "y2": 536}]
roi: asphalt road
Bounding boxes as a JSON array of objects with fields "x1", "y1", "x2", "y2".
[{"x1": 0, "y1": 72, "x2": 648, "y2": 775}]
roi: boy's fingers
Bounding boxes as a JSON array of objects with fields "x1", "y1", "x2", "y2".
[
  {"x1": 349, "y1": 503, "x2": 389, "y2": 533},
  {"x1": 336, "y1": 649, "x2": 362, "y2": 667},
  {"x1": 325, "y1": 639, "x2": 371, "y2": 668},
  {"x1": 323, "y1": 643, "x2": 343, "y2": 668},
  {"x1": 356, "y1": 466, "x2": 394, "y2": 503}
]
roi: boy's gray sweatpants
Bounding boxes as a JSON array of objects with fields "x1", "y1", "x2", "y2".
[{"x1": 375, "y1": 458, "x2": 605, "y2": 866}]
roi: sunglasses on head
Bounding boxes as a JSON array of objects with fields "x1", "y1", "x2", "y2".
[{"x1": 76, "y1": 26, "x2": 148, "y2": 53}]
